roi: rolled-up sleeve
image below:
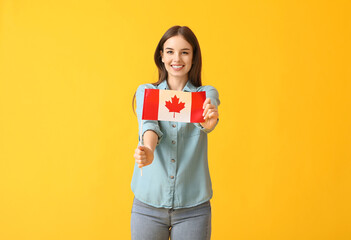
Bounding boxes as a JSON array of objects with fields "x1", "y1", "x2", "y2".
[
  {"x1": 136, "y1": 84, "x2": 163, "y2": 145},
  {"x1": 194, "y1": 85, "x2": 220, "y2": 133}
]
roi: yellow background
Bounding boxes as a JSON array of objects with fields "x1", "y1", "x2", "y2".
[{"x1": 0, "y1": 0, "x2": 350, "y2": 239}]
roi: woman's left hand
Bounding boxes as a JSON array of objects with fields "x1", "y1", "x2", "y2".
[{"x1": 200, "y1": 98, "x2": 219, "y2": 130}]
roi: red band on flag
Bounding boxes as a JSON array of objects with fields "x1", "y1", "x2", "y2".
[
  {"x1": 190, "y1": 91, "x2": 206, "y2": 123},
  {"x1": 142, "y1": 89, "x2": 159, "y2": 120}
]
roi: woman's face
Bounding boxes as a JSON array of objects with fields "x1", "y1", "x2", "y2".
[{"x1": 160, "y1": 35, "x2": 193, "y2": 81}]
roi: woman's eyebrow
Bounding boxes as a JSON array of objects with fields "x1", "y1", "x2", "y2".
[{"x1": 165, "y1": 47, "x2": 191, "y2": 50}]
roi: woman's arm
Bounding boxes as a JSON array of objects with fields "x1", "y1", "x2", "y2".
[
  {"x1": 134, "y1": 130, "x2": 158, "y2": 168},
  {"x1": 133, "y1": 84, "x2": 163, "y2": 168}
]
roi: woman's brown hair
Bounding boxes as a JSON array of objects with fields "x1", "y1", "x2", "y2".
[{"x1": 133, "y1": 25, "x2": 203, "y2": 113}]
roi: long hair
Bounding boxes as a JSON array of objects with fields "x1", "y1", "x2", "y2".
[{"x1": 133, "y1": 26, "x2": 203, "y2": 114}]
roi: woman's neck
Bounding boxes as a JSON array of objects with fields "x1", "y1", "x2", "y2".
[{"x1": 167, "y1": 76, "x2": 188, "y2": 91}]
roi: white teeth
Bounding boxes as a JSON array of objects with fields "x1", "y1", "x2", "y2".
[{"x1": 172, "y1": 65, "x2": 183, "y2": 69}]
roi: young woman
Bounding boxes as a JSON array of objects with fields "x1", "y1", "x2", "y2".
[{"x1": 131, "y1": 25, "x2": 220, "y2": 240}]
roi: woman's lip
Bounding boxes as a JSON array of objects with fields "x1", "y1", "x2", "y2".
[{"x1": 171, "y1": 65, "x2": 185, "y2": 71}]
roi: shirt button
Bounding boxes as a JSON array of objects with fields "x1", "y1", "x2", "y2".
[
  {"x1": 172, "y1": 140, "x2": 176, "y2": 144},
  {"x1": 171, "y1": 159, "x2": 175, "y2": 163},
  {"x1": 172, "y1": 124, "x2": 176, "y2": 128},
  {"x1": 170, "y1": 176, "x2": 174, "y2": 179}
]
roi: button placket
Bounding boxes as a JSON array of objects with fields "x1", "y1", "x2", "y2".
[{"x1": 169, "y1": 122, "x2": 177, "y2": 185}]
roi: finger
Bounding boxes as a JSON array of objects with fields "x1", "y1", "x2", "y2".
[
  {"x1": 136, "y1": 147, "x2": 145, "y2": 155},
  {"x1": 208, "y1": 110, "x2": 219, "y2": 119},
  {"x1": 134, "y1": 153, "x2": 146, "y2": 161},
  {"x1": 204, "y1": 109, "x2": 218, "y2": 120},
  {"x1": 203, "y1": 108, "x2": 212, "y2": 120},
  {"x1": 136, "y1": 155, "x2": 146, "y2": 161},
  {"x1": 202, "y1": 103, "x2": 214, "y2": 118},
  {"x1": 203, "y1": 98, "x2": 211, "y2": 109},
  {"x1": 136, "y1": 159, "x2": 146, "y2": 164},
  {"x1": 136, "y1": 149, "x2": 145, "y2": 155},
  {"x1": 203, "y1": 105, "x2": 216, "y2": 119},
  {"x1": 135, "y1": 147, "x2": 145, "y2": 157},
  {"x1": 138, "y1": 162, "x2": 149, "y2": 168}
]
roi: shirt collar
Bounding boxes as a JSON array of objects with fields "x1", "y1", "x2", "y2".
[
  {"x1": 157, "y1": 80, "x2": 169, "y2": 90},
  {"x1": 157, "y1": 79, "x2": 197, "y2": 92},
  {"x1": 183, "y1": 80, "x2": 197, "y2": 92}
]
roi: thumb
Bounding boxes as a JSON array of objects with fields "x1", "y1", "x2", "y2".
[{"x1": 138, "y1": 145, "x2": 145, "y2": 151}]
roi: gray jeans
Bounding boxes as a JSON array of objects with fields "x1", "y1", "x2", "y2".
[{"x1": 131, "y1": 197, "x2": 211, "y2": 240}]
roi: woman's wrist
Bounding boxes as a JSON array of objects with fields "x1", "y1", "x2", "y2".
[{"x1": 143, "y1": 130, "x2": 158, "y2": 152}]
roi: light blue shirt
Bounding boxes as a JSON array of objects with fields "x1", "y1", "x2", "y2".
[{"x1": 131, "y1": 79, "x2": 220, "y2": 209}]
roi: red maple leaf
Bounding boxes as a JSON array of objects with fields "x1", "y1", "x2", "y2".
[{"x1": 165, "y1": 95, "x2": 185, "y2": 118}]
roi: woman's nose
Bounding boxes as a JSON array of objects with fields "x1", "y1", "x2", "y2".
[{"x1": 174, "y1": 53, "x2": 181, "y2": 61}]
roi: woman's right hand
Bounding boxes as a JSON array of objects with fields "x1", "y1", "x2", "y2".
[{"x1": 134, "y1": 145, "x2": 154, "y2": 168}]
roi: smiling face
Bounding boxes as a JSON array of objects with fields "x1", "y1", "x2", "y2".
[{"x1": 160, "y1": 35, "x2": 193, "y2": 83}]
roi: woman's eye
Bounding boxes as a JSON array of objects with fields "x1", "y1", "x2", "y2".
[
  {"x1": 167, "y1": 51, "x2": 173, "y2": 54},
  {"x1": 182, "y1": 52, "x2": 189, "y2": 55}
]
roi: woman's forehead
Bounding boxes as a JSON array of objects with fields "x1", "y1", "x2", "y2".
[{"x1": 164, "y1": 35, "x2": 192, "y2": 50}]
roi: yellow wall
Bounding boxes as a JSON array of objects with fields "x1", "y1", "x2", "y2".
[{"x1": 0, "y1": 0, "x2": 350, "y2": 239}]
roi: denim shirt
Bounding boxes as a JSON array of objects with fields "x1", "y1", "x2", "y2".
[{"x1": 131, "y1": 79, "x2": 220, "y2": 209}]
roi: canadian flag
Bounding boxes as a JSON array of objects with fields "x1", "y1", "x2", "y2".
[{"x1": 142, "y1": 89, "x2": 206, "y2": 123}]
